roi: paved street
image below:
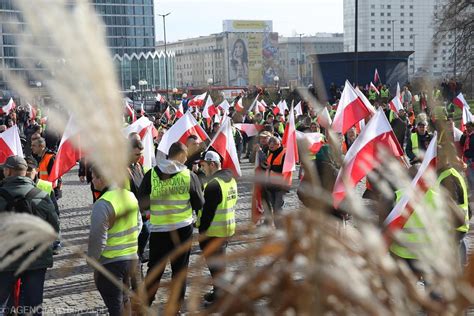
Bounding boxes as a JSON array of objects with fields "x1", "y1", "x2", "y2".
[
  {"x1": 42, "y1": 162, "x2": 301, "y2": 314},
  {"x1": 42, "y1": 161, "x2": 474, "y2": 315}
]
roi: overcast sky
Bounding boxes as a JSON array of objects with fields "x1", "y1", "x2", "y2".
[{"x1": 155, "y1": 0, "x2": 344, "y2": 42}]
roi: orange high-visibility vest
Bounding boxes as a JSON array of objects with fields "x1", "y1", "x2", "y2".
[
  {"x1": 266, "y1": 148, "x2": 291, "y2": 186},
  {"x1": 38, "y1": 152, "x2": 56, "y2": 187}
]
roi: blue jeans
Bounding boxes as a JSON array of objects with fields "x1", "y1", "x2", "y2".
[{"x1": 0, "y1": 268, "x2": 46, "y2": 316}]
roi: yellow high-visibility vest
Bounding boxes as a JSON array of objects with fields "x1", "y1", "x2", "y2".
[
  {"x1": 100, "y1": 189, "x2": 140, "y2": 259},
  {"x1": 197, "y1": 177, "x2": 237, "y2": 237}
]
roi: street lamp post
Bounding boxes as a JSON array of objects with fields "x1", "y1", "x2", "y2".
[
  {"x1": 158, "y1": 12, "x2": 171, "y2": 101},
  {"x1": 138, "y1": 79, "x2": 147, "y2": 103},
  {"x1": 297, "y1": 33, "x2": 304, "y2": 86},
  {"x1": 35, "y1": 81, "x2": 42, "y2": 106},
  {"x1": 130, "y1": 84, "x2": 136, "y2": 109}
]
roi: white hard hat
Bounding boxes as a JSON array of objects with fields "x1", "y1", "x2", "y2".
[
  {"x1": 182, "y1": 93, "x2": 188, "y2": 98},
  {"x1": 203, "y1": 151, "x2": 221, "y2": 163}
]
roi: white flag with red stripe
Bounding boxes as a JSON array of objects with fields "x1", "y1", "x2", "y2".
[
  {"x1": 123, "y1": 116, "x2": 153, "y2": 138},
  {"x1": 0, "y1": 125, "x2": 23, "y2": 163},
  {"x1": 296, "y1": 131, "x2": 324, "y2": 155},
  {"x1": 188, "y1": 92, "x2": 207, "y2": 107},
  {"x1": 317, "y1": 107, "x2": 333, "y2": 129},
  {"x1": 373, "y1": 68, "x2": 380, "y2": 84},
  {"x1": 0, "y1": 98, "x2": 16, "y2": 116},
  {"x1": 202, "y1": 95, "x2": 218, "y2": 119},
  {"x1": 156, "y1": 93, "x2": 166, "y2": 103},
  {"x1": 176, "y1": 101, "x2": 184, "y2": 118},
  {"x1": 369, "y1": 82, "x2": 380, "y2": 95},
  {"x1": 124, "y1": 98, "x2": 136, "y2": 122},
  {"x1": 332, "y1": 81, "x2": 373, "y2": 134},
  {"x1": 282, "y1": 105, "x2": 298, "y2": 185},
  {"x1": 158, "y1": 111, "x2": 209, "y2": 155},
  {"x1": 234, "y1": 123, "x2": 263, "y2": 137},
  {"x1": 208, "y1": 116, "x2": 241, "y2": 177},
  {"x1": 218, "y1": 99, "x2": 231, "y2": 113},
  {"x1": 355, "y1": 87, "x2": 376, "y2": 114},
  {"x1": 384, "y1": 132, "x2": 437, "y2": 232},
  {"x1": 234, "y1": 97, "x2": 244, "y2": 112},
  {"x1": 142, "y1": 125, "x2": 156, "y2": 170},
  {"x1": 333, "y1": 108, "x2": 404, "y2": 207},
  {"x1": 164, "y1": 106, "x2": 172, "y2": 120},
  {"x1": 273, "y1": 100, "x2": 287, "y2": 115},
  {"x1": 48, "y1": 118, "x2": 82, "y2": 182},
  {"x1": 295, "y1": 101, "x2": 303, "y2": 117},
  {"x1": 389, "y1": 83, "x2": 403, "y2": 112},
  {"x1": 461, "y1": 105, "x2": 474, "y2": 132},
  {"x1": 453, "y1": 92, "x2": 469, "y2": 110}
]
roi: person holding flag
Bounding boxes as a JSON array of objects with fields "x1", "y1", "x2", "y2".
[
  {"x1": 196, "y1": 150, "x2": 238, "y2": 304},
  {"x1": 406, "y1": 120, "x2": 433, "y2": 164}
]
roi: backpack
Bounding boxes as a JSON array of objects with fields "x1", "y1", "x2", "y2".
[{"x1": 0, "y1": 187, "x2": 42, "y2": 215}]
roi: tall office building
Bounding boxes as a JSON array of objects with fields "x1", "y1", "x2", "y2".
[
  {"x1": 343, "y1": 0, "x2": 453, "y2": 78},
  {"x1": 0, "y1": 0, "x2": 167, "y2": 91}
]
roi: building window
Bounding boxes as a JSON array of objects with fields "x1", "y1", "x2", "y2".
[
  {"x1": 371, "y1": 35, "x2": 375, "y2": 39},
  {"x1": 371, "y1": 43, "x2": 375, "y2": 47},
  {"x1": 400, "y1": 20, "x2": 404, "y2": 24},
  {"x1": 381, "y1": 43, "x2": 385, "y2": 47},
  {"x1": 387, "y1": 5, "x2": 391, "y2": 9},
  {"x1": 371, "y1": 28, "x2": 375, "y2": 32},
  {"x1": 400, "y1": 35, "x2": 404, "y2": 39},
  {"x1": 410, "y1": 42, "x2": 414, "y2": 46},
  {"x1": 381, "y1": 28, "x2": 385, "y2": 31},
  {"x1": 409, "y1": 13, "x2": 413, "y2": 17},
  {"x1": 387, "y1": 12, "x2": 391, "y2": 16},
  {"x1": 401, "y1": 28, "x2": 405, "y2": 32},
  {"x1": 387, "y1": 28, "x2": 391, "y2": 32},
  {"x1": 371, "y1": 4, "x2": 375, "y2": 9},
  {"x1": 388, "y1": 35, "x2": 391, "y2": 39},
  {"x1": 409, "y1": 20, "x2": 413, "y2": 24},
  {"x1": 401, "y1": 12, "x2": 404, "y2": 16},
  {"x1": 401, "y1": 5, "x2": 404, "y2": 9},
  {"x1": 381, "y1": 35, "x2": 385, "y2": 39},
  {"x1": 388, "y1": 43, "x2": 391, "y2": 47},
  {"x1": 381, "y1": 4, "x2": 385, "y2": 9},
  {"x1": 371, "y1": 20, "x2": 375, "y2": 24},
  {"x1": 371, "y1": 12, "x2": 375, "y2": 16},
  {"x1": 381, "y1": 20, "x2": 385, "y2": 24},
  {"x1": 381, "y1": 12, "x2": 384, "y2": 16},
  {"x1": 410, "y1": 28, "x2": 414, "y2": 31},
  {"x1": 410, "y1": 5, "x2": 413, "y2": 9},
  {"x1": 400, "y1": 43, "x2": 405, "y2": 47}
]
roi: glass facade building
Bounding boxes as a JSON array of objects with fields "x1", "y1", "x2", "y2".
[
  {"x1": 1, "y1": 0, "x2": 163, "y2": 90},
  {"x1": 114, "y1": 51, "x2": 176, "y2": 90},
  {"x1": 92, "y1": 0, "x2": 155, "y2": 56}
]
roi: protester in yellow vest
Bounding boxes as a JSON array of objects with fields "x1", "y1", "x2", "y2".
[
  {"x1": 87, "y1": 166, "x2": 141, "y2": 316},
  {"x1": 436, "y1": 163, "x2": 470, "y2": 265},
  {"x1": 405, "y1": 121, "x2": 432, "y2": 164},
  {"x1": 137, "y1": 142, "x2": 204, "y2": 309},
  {"x1": 196, "y1": 151, "x2": 238, "y2": 304}
]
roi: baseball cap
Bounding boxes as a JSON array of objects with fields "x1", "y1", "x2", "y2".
[
  {"x1": 1, "y1": 155, "x2": 28, "y2": 170},
  {"x1": 202, "y1": 151, "x2": 221, "y2": 163}
]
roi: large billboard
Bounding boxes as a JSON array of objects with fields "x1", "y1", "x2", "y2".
[
  {"x1": 223, "y1": 20, "x2": 272, "y2": 33},
  {"x1": 228, "y1": 32, "x2": 280, "y2": 87}
]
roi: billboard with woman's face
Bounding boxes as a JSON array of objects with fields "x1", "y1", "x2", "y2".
[{"x1": 229, "y1": 36, "x2": 249, "y2": 86}]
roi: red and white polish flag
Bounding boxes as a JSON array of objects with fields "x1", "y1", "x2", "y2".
[
  {"x1": 158, "y1": 110, "x2": 209, "y2": 155},
  {"x1": 234, "y1": 123, "x2": 263, "y2": 137},
  {"x1": 296, "y1": 131, "x2": 324, "y2": 155},
  {"x1": 188, "y1": 92, "x2": 207, "y2": 107},
  {"x1": 461, "y1": 105, "x2": 474, "y2": 132},
  {"x1": 218, "y1": 99, "x2": 231, "y2": 114},
  {"x1": 332, "y1": 81, "x2": 373, "y2": 134},
  {"x1": 273, "y1": 100, "x2": 288, "y2": 115},
  {"x1": 388, "y1": 82, "x2": 403, "y2": 113},
  {"x1": 384, "y1": 132, "x2": 438, "y2": 233},
  {"x1": 0, "y1": 125, "x2": 23, "y2": 163},
  {"x1": 176, "y1": 101, "x2": 184, "y2": 119},
  {"x1": 355, "y1": 87, "x2": 376, "y2": 114},
  {"x1": 0, "y1": 98, "x2": 16, "y2": 116},
  {"x1": 156, "y1": 93, "x2": 165, "y2": 103},
  {"x1": 164, "y1": 106, "x2": 172, "y2": 121},
  {"x1": 141, "y1": 125, "x2": 156, "y2": 170},
  {"x1": 202, "y1": 95, "x2": 218, "y2": 119},
  {"x1": 282, "y1": 104, "x2": 299, "y2": 186},
  {"x1": 453, "y1": 92, "x2": 469, "y2": 110},
  {"x1": 208, "y1": 116, "x2": 241, "y2": 177},
  {"x1": 373, "y1": 68, "x2": 380, "y2": 84},
  {"x1": 234, "y1": 97, "x2": 244, "y2": 113},
  {"x1": 333, "y1": 108, "x2": 404, "y2": 207},
  {"x1": 124, "y1": 98, "x2": 136, "y2": 122},
  {"x1": 123, "y1": 116, "x2": 153, "y2": 139},
  {"x1": 369, "y1": 82, "x2": 380, "y2": 95},
  {"x1": 48, "y1": 118, "x2": 82, "y2": 182}
]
